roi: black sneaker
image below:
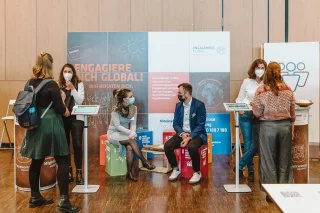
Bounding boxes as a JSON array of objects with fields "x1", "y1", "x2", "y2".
[
  {"x1": 233, "y1": 167, "x2": 245, "y2": 180},
  {"x1": 248, "y1": 172, "x2": 254, "y2": 182},
  {"x1": 266, "y1": 195, "x2": 273, "y2": 203}
]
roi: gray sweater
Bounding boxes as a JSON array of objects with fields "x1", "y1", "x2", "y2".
[{"x1": 107, "y1": 106, "x2": 137, "y2": 153}]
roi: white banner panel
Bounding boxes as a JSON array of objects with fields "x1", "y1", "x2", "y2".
[
  {"x1": 148, "y1": 113, "x2": 174, "y2": 145},
  {"x1": 264, "y1": 42, "x2": 319, "y2": 143},
  {"x1": 148, "y1": 32, "x2": 189, "y2": 73},
  {"x1": 189, "y1": 32, "x2": 230, "y2": 73}
]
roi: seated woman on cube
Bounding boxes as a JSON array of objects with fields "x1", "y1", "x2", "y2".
[{"x1": 107, "y1": 89, "x2": 155, "y2": 181}]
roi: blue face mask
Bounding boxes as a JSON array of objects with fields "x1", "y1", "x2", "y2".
[{"x1": 127, "y1": 97, "x2": 135, "y2": 105}]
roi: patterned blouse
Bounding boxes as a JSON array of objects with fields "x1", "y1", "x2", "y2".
[{"x1": 252, "y1": 84, "x2": 296, "y2": 122}]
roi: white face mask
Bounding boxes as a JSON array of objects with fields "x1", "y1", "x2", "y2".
[
  {"x1": 255, "y1": 69, "x2": 264, "y2": 78},
  {"x1": 63, "y1": 73, "x2": 73, "y2": 81}
]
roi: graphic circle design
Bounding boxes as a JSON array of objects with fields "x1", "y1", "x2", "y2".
[
  {"x1": 196, "y1": 79, "x2": 223, "y2": 109},
  {"x1": 121, "y1": 37, "x2": 145, "y2": 61},
  {"x1": 297, "y1": 62, "x2": 305, "y2": 71},
  {"x1": 286, "y1": 62, "x2": 296, "y2": 72},
  {"x1": 216, "y1": 46, "x2": 226, "y2": 55}
]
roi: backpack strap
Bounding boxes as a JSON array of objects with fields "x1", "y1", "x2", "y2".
[
  {"x1": 34, "y1": 79, "x2": 53, "y2": 94},
  {"x1": 40, "y1": 101, "x2": 53, "y2": 118},
  {"x1": 36, "y1": 79, "x2": 54, "y2": 118},
  {"x1": 24, "y1": 79, "x2": 31, "y2": 91},
  {"x1": 24, "y1": 79, "x2": 53, "y2": 92}
]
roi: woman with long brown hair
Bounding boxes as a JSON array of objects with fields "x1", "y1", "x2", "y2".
[
  {"x1": 58, "y1": 64, "x2": 85, "y2": 185},
  {"x1": 20, "y1": 52, "x2": 79, "y2": 212},
  {"x1": 252, "y1": 62, "x2": 295, "y2": 202},
  {"x1": 107, "y1": 89, "x2": 155, "y2": 181},
  {"x1": 235, "y1": 59, "x2": 267, "y2": 182}
]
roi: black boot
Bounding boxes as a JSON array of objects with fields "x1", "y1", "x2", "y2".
[
  {"x1": 76, "y1": 169, "x2": 84, "y2": 185},
  {"x1": 57, "y1": 194, "x2": 79, "y2": 213},
  {"x1": 248, "y1": 172, "x2": 254, "y2": 182},
  {"x1": 233, "y1": 167, "x2": 245, "y2": 180},
  {"x1": 266, "y1": 194, "x2": 273, "y2": 203},
  {"x1": 69, "y1": 167, "x2": 74, "y2": 182},
  {"x1": 29, "y1": 191, "x2": 54, "y2": 208}
]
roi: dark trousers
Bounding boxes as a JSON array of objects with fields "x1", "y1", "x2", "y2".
[
  {"x1": 164, "y1": 134, "x2": 202, "y2": 172},
  {"x1": 29, "y1": 155, "x2": 69, "y2": 195},
  {"x1": 63, "y1": 115, "x2": 84, "y2": 169},
  {"x1": 259, "y1": 120, "x2": 293, "y2": 185}
]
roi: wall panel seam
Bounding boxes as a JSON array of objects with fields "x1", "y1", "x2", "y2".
[
  {"x1": 193, "y1": 0, "x2": 195, "y2": 31},
  {"x1": 161, "y1": 0, "x2": 163, "y2": 31},
  {"x1": 36, "y1": 0, "x2": 37, "y2": 56},
  {"x1": 251, "y1": 0, "x2": 253, "y2": 61},
  {"x1": 4, "y1": 0, "x2": 6, "y2": 80},
  {"x1": 267, "y1": 0, "x2": 269, "y2": 43},
  {"x1": 98, "y1": 0, "x2": 100, "y2": 32}
]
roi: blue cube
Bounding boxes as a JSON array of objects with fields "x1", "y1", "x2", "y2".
[
  {"x1": 205, "y1": 113, "x2": 231, "y2": 155},
  {"x1": 135, "y1": 129, "x2": 153, "y2": 159}
]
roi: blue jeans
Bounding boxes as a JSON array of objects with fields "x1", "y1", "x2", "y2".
[{"x1": 239, "y1": 111, "x2": 259, "y2": 173}]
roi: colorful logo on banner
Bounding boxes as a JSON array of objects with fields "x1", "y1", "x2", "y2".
[
  {"x1": 279, "y1": 62, "x2": 309, "y2": 92},
  {"x1": 205, "y1": 113, "x2": 231, "y2": 154},
  {"x1": 264, "y1": 42, "x2": 320, "y2": 144}
]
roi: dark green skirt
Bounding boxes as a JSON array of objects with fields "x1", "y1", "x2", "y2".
[{"x1": 20, "y1": 108, "x2": 69, "y2": 159}]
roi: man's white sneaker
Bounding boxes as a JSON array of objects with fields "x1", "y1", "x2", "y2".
[
  {"x1": 189, "y1": 172, "x2": 201, "y2": 184},
  {"x1": 168, "y1": 169, "x2": 180, "y2": 181}
]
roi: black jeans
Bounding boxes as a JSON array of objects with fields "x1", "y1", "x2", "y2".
[
  {"x1": 63, "y1": 115, "x2": 84, "y2": 169},
  {"x1": 164, "y1": 134, "x2": 202, "y2": 172}
]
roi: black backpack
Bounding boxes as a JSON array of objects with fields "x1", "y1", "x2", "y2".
[{"x1": 12, "y1": 79, "x2": 53, "y2": 130}]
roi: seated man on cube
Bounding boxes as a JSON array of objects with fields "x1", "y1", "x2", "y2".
[{"x1": 164, "y1": 83, "x2": 207, "y2": 184}]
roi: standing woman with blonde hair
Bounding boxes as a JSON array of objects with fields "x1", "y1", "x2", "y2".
[
  {"x1": 58, "y1": 64, "x2": 85, "y2": 185},
  {"x1": 20, "y1": 52, "x2": 79, "y2": 212},
  {"x1": 252, "y1": 62, "x2": 295, "y2": 202}
]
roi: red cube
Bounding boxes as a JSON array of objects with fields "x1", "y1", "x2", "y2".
[
  {"x1": 162, "y1": 129, "x2": 180, "y2": 160},
  {"x1": 100, "y1": 135, "x2": 108, "y2": 166},
  {"x1": 180, "y1": 145, "x2": 208, "y2": 178}
]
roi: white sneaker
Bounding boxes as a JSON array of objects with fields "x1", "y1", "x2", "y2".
[
  {"x1": 168, "y1": 168, "x2": 180, "y2": 181},
  {"x1": 189, "y1": 172, "x2": 201, "y2": 184}
]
